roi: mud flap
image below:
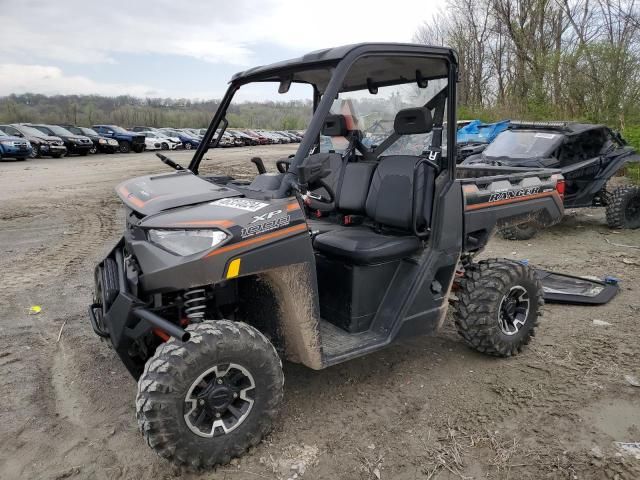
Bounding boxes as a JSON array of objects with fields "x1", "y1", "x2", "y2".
[{"x1": 534, "y1": 269, "x2": 619, "y2": 305}]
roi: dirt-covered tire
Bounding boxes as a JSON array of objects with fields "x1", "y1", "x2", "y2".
[
  {"x1": 500, "y1": 222, "x2": 539, "y2": 241},
  {"x1": 136, "y1": 320, "x2": 284, "y2": 469},
  {"x1": 605, "y1": 186, "x2": 640, "y2": 229},
  {"x1": 453, "y1": 259, "x2": 543, "y2": 357}
]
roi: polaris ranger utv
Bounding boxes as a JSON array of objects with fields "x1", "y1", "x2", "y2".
[{"x1": 89, "y1": 43, "x2": 564, "y2": 468}]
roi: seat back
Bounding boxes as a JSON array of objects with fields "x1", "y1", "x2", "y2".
[
  {"x1": 335, "y1": 161, "x2": 377, "y2": 213},
  {"x1": 365, "y1": 155, "x2": 429, "y2": 230}
]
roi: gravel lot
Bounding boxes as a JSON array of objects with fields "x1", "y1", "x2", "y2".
[{"x1": 1, "y1": 147, "x2": 639, "y2": 479}]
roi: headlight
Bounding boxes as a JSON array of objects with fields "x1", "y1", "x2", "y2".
[
  {"x1": 98, "y1": 138, "x2": 107, "y2": 144},
  {"x1": 0, "y1": 140, "x2": 15, "y2": 146},
  {"x1": 108, "y1": 139, "x2": 118, "y2": 146},
  {"x1": 148, "y1": 229, "x2": 228, "y2": 256}
]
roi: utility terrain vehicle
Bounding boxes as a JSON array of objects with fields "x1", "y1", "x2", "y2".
[
  {"x1": 463, "y1": 121, "x2": 640, "y2": 239},
  {"x1": 89, "y1": 43, "x2": 565, "y2": 468}
]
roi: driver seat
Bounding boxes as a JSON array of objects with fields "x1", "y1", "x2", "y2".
[{"x1": 314, "y1": 107, "x2": 435, "y2": 264}]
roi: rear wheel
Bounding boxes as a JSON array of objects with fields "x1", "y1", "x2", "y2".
[
  {"x1": 89, "y1": 145, "x2": 97, "y2": 154},
  {"x1": 606, "y1": 186, "x2": 640, "y2": 229},
  {"x1": 500, "y1": 222, "x2": 538, "y2": 241},
  {"x1": 161, "y1": 142, "x2": 169, "y2": 150},
  {"x1": 184, "y1": 142, "x2": 193, "y2": 150},
  {"x1": 132, "y1": 144, "x2": 145, "y2": 153},
  {"x1": 453, "y1": 258, "x2": 543, "y2": 357},
  {"x1": 119, "y1": 141, "x2": 131, "y2": 153},
  {"x1": 136, "y1": 320, "x2": 284, "y2": 469}
]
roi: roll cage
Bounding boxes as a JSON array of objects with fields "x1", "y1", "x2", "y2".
[{"x1": 188, "y1": 43, "x2": 459, "y2": 186}]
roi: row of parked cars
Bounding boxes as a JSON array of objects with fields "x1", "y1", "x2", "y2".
[{"x1": 0, "y1": 123, "x2": 305, "y2": 161}]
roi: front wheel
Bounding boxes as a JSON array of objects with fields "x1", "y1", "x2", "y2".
[
  {"x1": 136, "y1": 320, "x2": 284, "y2": 469},
  {"x1": 184, "y1": 142, "x2": 193, "y2": 150},
  {"x1": 30, "y1": 145, "x2": 40, "y2": 158},
  {"x1": 606, "y1": 186, "x2": 640, "y2": 229},
  {"x1": 500, "y1": 222, "x2": 539, "y2": 241},
  {"x1": 453, "y1": 259, "x2": 543, "y2": 357}
]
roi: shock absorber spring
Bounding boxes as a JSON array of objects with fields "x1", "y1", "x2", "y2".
[{"x1": 184, "y1": 288, "x2": 206, "y2": 321}]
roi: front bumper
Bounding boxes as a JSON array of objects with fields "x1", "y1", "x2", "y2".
[
  {"x1": 68, "y1": 143, "x2": 93, "y2": 154},
  {"x1": 0, "y1": 144, "x2": 32, "y2": 158},
  {"x1": 90, "y1": 240, "x2": 189, "y2": 378},
  {"x1": 40, "y1": 144, "x2": 67, "y2": 156}
]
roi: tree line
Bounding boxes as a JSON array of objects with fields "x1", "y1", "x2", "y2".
[
  {"x1": 415, "y1": 0, "x2": 640, "y2": 132},
  {"x1": 0, "y1": 93, "x2": 312, "y2": 130}
]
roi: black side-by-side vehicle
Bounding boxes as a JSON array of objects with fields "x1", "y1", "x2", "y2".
[
  {"x1": 89, "y1": 43, "x2": 565, "y2": 469},
  {"x1": 463, "y1": 121, "x2": 640, "y2": 238}
]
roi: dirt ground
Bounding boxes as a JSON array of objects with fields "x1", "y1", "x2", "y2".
[{"x1": 1, "y1": 147, "x2": 639, "y2": 480}]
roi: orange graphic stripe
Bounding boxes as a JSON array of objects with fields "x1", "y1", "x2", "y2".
[
  {"x1": 465, "y1": 191, "x2": 557, "y2": 211},
  {"x1": 170, "y1": 220, "x2": 234, "y2": 228},
  {"x1": 118, "y1": 186, "x2": 146, "y2": 209},
  {"x1": 205, "y1": 223, "x2": 307, "y2": 258},
  {"x1": 287, "y1": 201, "x2": 301, "y2": 212}
]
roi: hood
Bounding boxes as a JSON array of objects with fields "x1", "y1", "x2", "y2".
[
  {"x1": 0, "y1": 135, "x2": 28, "y2": 142},
  {"x1": 116, "y1": 171, "x2": 241, "y2": 216}
]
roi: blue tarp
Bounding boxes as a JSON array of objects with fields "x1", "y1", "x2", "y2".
[{"x1": 457, "y1": 120, "x2": 510, "y2": 144}]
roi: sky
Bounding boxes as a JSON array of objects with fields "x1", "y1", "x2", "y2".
[{"x1": 0, "y1": 0, "x2": 438, "y2": 100}]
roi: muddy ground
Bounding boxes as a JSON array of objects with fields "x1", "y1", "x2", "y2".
[{"x1": 1, "y1": 147, "x2": 639, "y2": 480}]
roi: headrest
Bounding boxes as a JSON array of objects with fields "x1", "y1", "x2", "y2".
[
  {"x1": 322, "y1": 114, "x2": 348, "y2": 137},
  {"x1": 394, "y1": 108, "x2": 433, "y2": 135}
]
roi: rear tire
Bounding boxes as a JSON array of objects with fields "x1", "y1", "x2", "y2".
[
  {"x1": 119, "y1": 141, "x2": 131, "y2": 153},
  {"x1": 606, "y1": 186, "x2": 640, "y2": 229},
  {"x1": 161, "y1": 142, "x2": 169, "y2": 150},
  {"x1": 453, "y1": 259, "x2": 543, "y2": 357},
  {"x1": 500, "y1": 222, "x2": 538, "y2": 241},
  {"x1": 184, "y1": 142, "x2": 193, "y2": 150},
  {"x1": 136, "y1": 320, "x2": 284, "y2": 469}
]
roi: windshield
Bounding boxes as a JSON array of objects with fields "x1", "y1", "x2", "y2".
[
  {"x1": 20, "y1": 125, "x2": 52, "y2": 137},
  {"x1": 323, "y1": 78, "x2": 448, "y2": 156},
  {"x1": 47, "y1": 125, "x2": 74, "y2": 136},
  {"x1": 483, "y1": 130, "x2": 561, "y2": 158},
  {"x1": 80, "y1": 127, "x2": 98, "y2": 136},
  {"x1": 110, "y1": 126, "x2": 129, "y2": 134}
]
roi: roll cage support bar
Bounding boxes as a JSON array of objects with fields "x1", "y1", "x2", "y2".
[{"x1": 188, "y1": 46, "x2": 458, "y2": 186}]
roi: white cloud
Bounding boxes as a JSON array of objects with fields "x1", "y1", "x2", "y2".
[
  {"x1": 0, "y1": 0, "x2": 438, "y2": 66},
  {"x1": 0, "y1": 0, "x2": 442, "y2": 97},
  {"x1": 0, "y1": 64, "x2": 162, "y2": 97}
]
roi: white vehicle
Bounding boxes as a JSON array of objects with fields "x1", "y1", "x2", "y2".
[
  {"x1": 146, "y1": 131, "x2": 181, "y2": 150},
  {"x1": 141, "y1": 132, "x2": 163, "y2": 150}
]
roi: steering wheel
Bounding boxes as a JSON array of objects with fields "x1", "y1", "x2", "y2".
[{"x1": 276, "y1": 159, "x2": 291, "y2": 173}]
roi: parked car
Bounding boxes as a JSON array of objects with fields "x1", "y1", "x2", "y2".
[
  {"x1": 92, "y1": 125, "x2": 146, "y2": 153},
  {"x1": 148, "y1": 131, "x2": 182, "y2": 150},
  {"x1": 0, "y1": 130, "x2": 32, "y2": 160},
  {"x1": 61, "y1": 125, "x2": 119, "y2": 154},
  {"x1": 243, "y1": 129, "x2": 269, "y2": 145},
  {"x1": 0, "y1": 124, "x2": 67, "y2": 158},
  {"x1": 140, "y1": 132, "x2": 164, "y2": 150},
  {"x1": 228, "y1": 129, "x2": 257, "y2": 146},
  {"x1": 29, "y1": 124, "x2": 93, "y2": 156},
  {"x1": 130, "y1": 126, "x2": 160, "y2": 133},
  {"x1": 159, "y1": 128, "x2": 200, "y2": 150}
]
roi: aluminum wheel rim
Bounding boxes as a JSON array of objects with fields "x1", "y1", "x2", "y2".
[
  {"x1": 183, "y1": 363, "x2": 255, "y2": 438},
  {"x1": 498, "y1": 285, "x2": 530, "y2": 336}
]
